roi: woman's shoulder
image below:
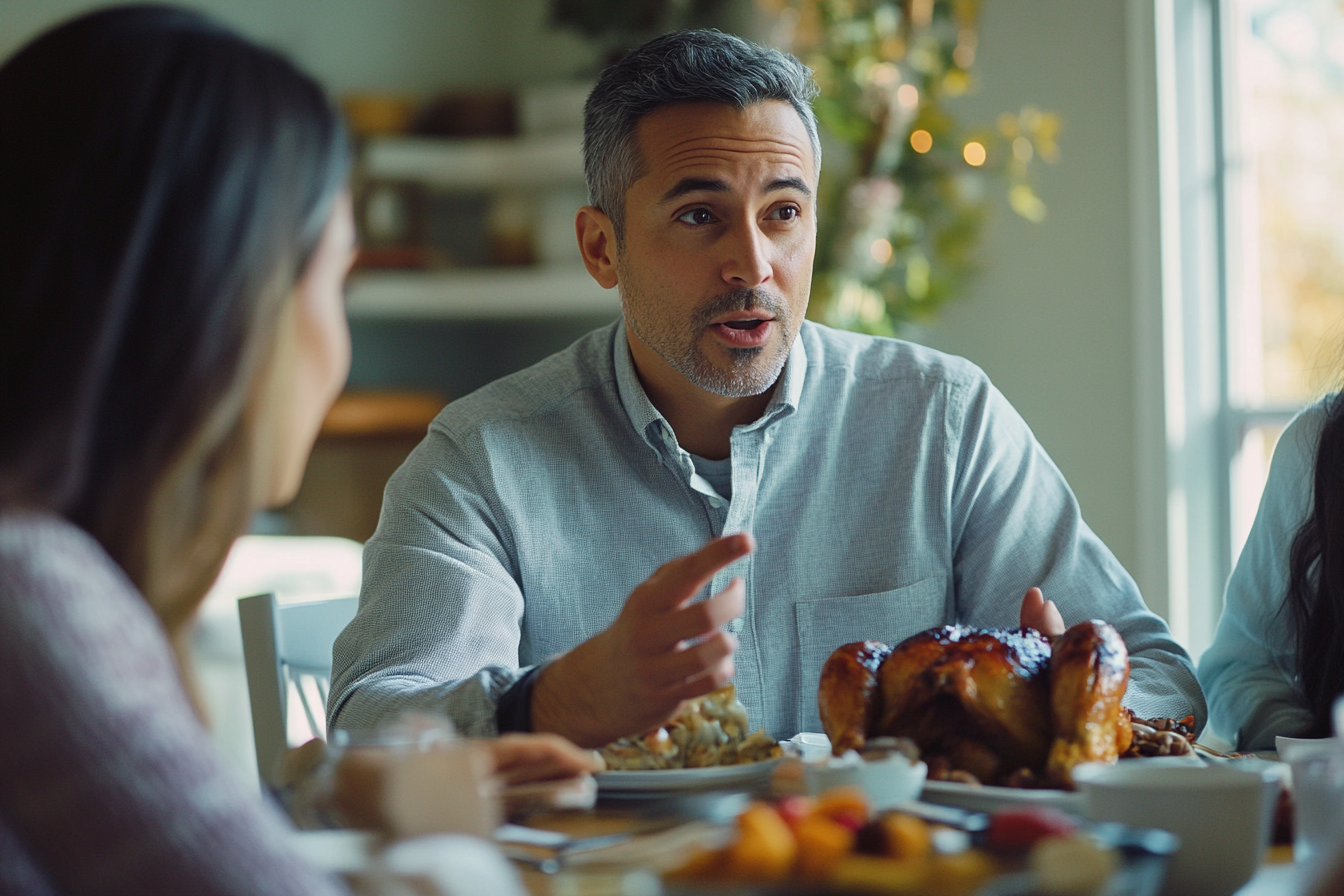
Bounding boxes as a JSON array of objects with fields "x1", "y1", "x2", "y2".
[
  {"x1": 1275, "y1": 395, "x2": 1334, "y2": 472},
  {"x1": 0, "y1": 509, "x2": 148, "y2": 631},
  {"x1": 1248, "y1": 396, "x2": 1335, "y2": 519},
  {"x1": 0, "y1": 509, "x2": 121, "y2": 581}
]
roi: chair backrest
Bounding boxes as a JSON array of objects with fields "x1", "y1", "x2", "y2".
[{"x1": 237, "y1": 592, "x2": 358, "y2": 791}]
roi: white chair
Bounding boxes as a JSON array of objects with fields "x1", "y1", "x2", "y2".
[{"x1": 238, "y1": 592, "x2": 358, "y2": 791}]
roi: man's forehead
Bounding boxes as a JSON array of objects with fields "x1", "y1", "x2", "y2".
[{"x1": 634, "y1": 100, "x2": 815, "y2": 189}]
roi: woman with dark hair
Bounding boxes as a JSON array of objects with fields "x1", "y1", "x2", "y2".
[
  {"x1": 1199, "y1": 394, "x2": 1344, "y2": 749},
  {"x1": 0, "y1": 6, "x2": 595, "y2": 893}
]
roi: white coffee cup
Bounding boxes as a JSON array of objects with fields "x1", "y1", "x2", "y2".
[
  {"x1": 1280, "y1": 738, "x2": 1344, "y2": 867},
  {"x1": 1072, "y1": 761, "x2": 1282, "y2": 896}
]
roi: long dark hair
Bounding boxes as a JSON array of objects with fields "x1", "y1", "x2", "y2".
[
  {"x1": 1286, "y1": 392, "x2": 1344, "y2": 736},
  {"x1": 0, "y1": 5, "x2": 349, "y2": 629}
]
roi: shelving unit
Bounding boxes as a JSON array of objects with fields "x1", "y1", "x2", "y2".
[
  {"x1": 353, "y1": 132, "x2": 599, "y2": 318},
  {"x1": 345, "y1": 266, "x2": 619, "y2": 319},
  {"x1": 361, "y1": 132, "x2": 584, "y2": 189}
]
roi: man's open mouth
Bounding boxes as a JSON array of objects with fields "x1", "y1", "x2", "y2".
[{"x1": 721, "y1": 319, "x2": 767, "y2": 330}]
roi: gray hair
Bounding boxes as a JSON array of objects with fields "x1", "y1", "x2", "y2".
[{"x1": 583, "y1": 29, "x2": 821, "y2": 242}]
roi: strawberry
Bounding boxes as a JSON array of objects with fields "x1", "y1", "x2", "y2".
[{"x1": 986, "y1": 806, "x2": 1077, "y2": 852}]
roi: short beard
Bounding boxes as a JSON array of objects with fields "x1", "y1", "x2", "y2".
[{"x1": 621, "y1": 281, "x2": 794, "y2": 399}]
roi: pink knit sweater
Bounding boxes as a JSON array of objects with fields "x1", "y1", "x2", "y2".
[{"x1": 0, "y1": 510, "x2": 348, "y2": 895}]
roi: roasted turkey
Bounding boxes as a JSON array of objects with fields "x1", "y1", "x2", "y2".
[{"x1": 817, "y1": 620, "x2": 1132, "y2": 787}]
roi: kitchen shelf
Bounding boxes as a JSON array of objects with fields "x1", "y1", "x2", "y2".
[
  {"x1": 344, "y1": 267, "x2": 619, "y2": 319},
  {"x1": 361, "y1": 132, "x2": 585, "y2": 189}
]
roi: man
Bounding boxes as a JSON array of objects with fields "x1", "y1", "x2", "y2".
[{"x1": 328, "y1": 30, "x2": 1204, "y2": 747}]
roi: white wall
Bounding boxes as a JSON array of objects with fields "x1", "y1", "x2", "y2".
[
  {"x1": 917, "y1": 0, "x2": 1156, "y2": 610},
  {"x1": 0, "y1": 0, "x2": 601, "y2": 95}
]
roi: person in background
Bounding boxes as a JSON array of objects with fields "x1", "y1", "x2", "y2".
[
  {"x1": 329, "y1": 29, "x2": 1204, "y2": 750},
  {"x1": 0, "y1": 7, "x2": 595, "y2": 894},
  {"x1": 1199, "y1": 394, "x2": 1344, "y2": 749}
]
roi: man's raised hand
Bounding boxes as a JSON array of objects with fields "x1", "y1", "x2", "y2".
[{"x1": 530, "y1": 533, "x2": 754, "y2": 748}]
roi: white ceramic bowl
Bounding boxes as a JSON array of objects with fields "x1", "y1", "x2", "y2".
[
  {"x1": 783, "y1": 732, "x2": 834, "y2": 762},
  {"x1": 1072, "y1": 761, "x2": 1282, "y2": 896},
  {"x1": 802, "y1": 752, "x2": 928, "y2": 810},
  {"x1": 1276, "y1": 735, "x2": 1336, "y2": 759}
]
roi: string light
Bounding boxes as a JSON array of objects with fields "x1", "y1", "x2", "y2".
[
  {"x1": 870, "y1": 62, "x2": 899, "y2": 86},
  {"x1": 897, "y1": 84, "x2": 919, "y2": 109},
  {"x1": 910, "y1": 129, "x2": 933, "y2": 153},
  {"x1": 963, "y1": 141, "x2": 986, "y2": 166},
  {"x1": 870, "y1": 238, "x2": 893, "y2": 264},
  {"x1": 1013, "y1": 136, "x2": 1034, "y2": 162}
]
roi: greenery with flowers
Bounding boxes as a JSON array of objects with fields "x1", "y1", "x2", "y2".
[{"x1": 759, "y1": 0, "x2": 1060, "y2": 333}]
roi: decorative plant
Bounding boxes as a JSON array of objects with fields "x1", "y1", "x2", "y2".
[{"x1": 759, "y1": 0, "x2": 1061, "y2": 333}]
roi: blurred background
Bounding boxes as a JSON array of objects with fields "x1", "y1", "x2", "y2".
[{"x1": 4, "y1": 0, "x2": 1343, "y2": 757}]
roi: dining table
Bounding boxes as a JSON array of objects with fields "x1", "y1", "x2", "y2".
[{"x1": 292, "y1": 759, "x2": 1320, "y2": 896}]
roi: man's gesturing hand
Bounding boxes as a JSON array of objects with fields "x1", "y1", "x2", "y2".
[{"x1": 530, "y1": 533, "x2": 754, "y2": 748}]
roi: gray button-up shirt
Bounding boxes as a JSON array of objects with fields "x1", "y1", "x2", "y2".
[{"x1": 329, "y1": 320, "x2": 1204, "y2": 738}]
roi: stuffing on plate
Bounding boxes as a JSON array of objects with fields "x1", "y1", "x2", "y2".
[{"x1": 600, "y1": 685, "x2": 782, "y2": 770}]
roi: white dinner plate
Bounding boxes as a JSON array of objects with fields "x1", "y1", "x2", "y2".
[
  {"x1": 919, "y1": 779, "x2": 1086, "y2": 814},
  {"x1": 920, "y1": 754, "x2": 1205, "y2": 815},
  {"x1": 596, "y1": 758, "x2": 780, "y2": 794}
]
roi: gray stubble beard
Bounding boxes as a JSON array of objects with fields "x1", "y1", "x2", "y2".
[{"x1": 621, "y1": 282, "x2": 795, "y2": 399}]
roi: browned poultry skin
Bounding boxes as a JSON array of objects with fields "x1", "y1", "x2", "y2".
[
  {"x1": 818, "y1": 641, "x2": 892, "y2": 755},
  {"x1": 1045, "y1": 620, "x2": 1131, "y2": 787},
  {"x1": 875, "y1": 626, "x2": 1053, "y2": 777}
]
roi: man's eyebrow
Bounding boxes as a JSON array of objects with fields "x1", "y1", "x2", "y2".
[
  {"x1": 659, "y1": 175, "x2": 814, "y2": 203},
  {"x1": 660, "y1": 178, "x2": 729, "y2": 203},
  {"x1": 766, "y1": 176, "x2": 812, "y2": 198}
]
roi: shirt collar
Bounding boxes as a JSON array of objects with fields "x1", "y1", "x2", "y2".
[{"x1": 612, "y1": 319, "x2": 807, "y2": 455}]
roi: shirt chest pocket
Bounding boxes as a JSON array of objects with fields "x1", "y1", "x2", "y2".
[{"x1": 793, "y1": 576, "x2": 949, "y2": 719}]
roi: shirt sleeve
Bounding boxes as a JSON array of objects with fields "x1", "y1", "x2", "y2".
[
  {"x1": 328, "y1": 426, "x2": 528, "y2": 736},
  {"x1": 0, "y1": 518, "x2": 347, "y2": 896},
  {"x1": 946, "y1": 374, "x2": 1206, "y2": 728},
  {"x1": 1198, "y1": 404, "x2": 1324, "y2": 750}
]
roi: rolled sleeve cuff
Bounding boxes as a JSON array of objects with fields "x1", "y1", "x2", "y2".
[{"x1": 494, "y1": 664, "x2": 543, "y2": 733}]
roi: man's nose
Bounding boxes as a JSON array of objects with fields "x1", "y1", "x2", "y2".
[{"x1": 720, "y1": 219, "x2": 773, "y2": 289}]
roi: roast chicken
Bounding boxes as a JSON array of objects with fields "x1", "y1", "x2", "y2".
[{"x1": 817, "y1": 620, "x2": 1132, "y2": 787}]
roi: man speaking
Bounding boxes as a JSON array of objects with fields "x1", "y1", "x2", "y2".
[{"x1": 328, "y1": 30, "x2": 1203, "y2": 747}]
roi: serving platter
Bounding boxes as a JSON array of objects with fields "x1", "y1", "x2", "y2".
[{"x1": 597, "y1": 758, "x2": 780, "y2": 794}]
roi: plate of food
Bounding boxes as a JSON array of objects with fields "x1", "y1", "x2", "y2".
[
  {"x1": 665, "y1": 789, "x2": 1180, "y2": 896},
  {"x1": 597, "y1": 685, "x2": 783, "y2": 795}
]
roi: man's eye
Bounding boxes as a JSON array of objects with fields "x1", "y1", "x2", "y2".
[
  {"x1": 678, "y1": 208, "x2": 715, "y2": 225},
  {"x1": 770, "y1": 206, "x2": 800, "y2": 221}
]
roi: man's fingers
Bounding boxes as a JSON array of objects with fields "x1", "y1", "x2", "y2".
[
  {"x1": 1040, "y1": 599, "x2": 1065, "y2": 637},
  {"x1": 660, "y1": 654, "x2": 736, "y2": 704},
  {"x1": 492, "y1": 733, "x2": 602, "y2": 771},
  {"x1": 491, "y1": 733, "x2": 604, "y2": 785},
  {"x1": 1019, "y1": 587, "x2": 1044, "y2": 628},
  {"x1": 647, "y1": 630, "x2": 737, "y2": 688},
  {"x1": 628, "y1": 533, "x2": 754, "y2": 614},
  {"x1": 652, "y1": 577, "x2": 746, "y2": 647},
  {"x1": 1020, "y1": 586, "x2": 1065, "y2": 637}
]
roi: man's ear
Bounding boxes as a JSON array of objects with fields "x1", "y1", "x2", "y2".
[{"x1": 576, "y1": 206, "x2": 619, "y2": 289}]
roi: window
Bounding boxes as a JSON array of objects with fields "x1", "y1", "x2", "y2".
[
  {"x1": 1224, "y1": 0, "x2": 1344, "y2": 548},
  {"x1": 1151, "y1": 0, "x2": 1344, "y2": 662}
]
